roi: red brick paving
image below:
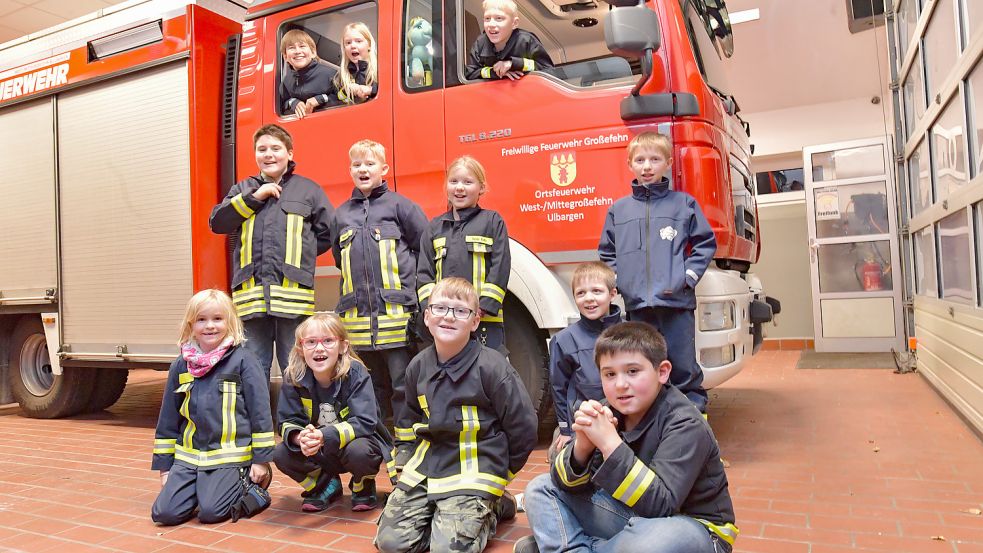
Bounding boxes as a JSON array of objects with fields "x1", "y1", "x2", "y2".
[{"x1": 1, "y1": 351, "x2": 982, "y2": 552}]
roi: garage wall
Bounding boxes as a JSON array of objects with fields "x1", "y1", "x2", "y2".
[{"x1": 755, "y1": 195, "x2": 815, "y2": 340}]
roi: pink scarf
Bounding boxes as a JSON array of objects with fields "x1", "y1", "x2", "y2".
[{"x1": 181, "y1": 337, "x2": 233, "y2": 378}]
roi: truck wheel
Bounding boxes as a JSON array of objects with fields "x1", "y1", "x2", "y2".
[
  {"x1": 504, "y1": 297, "x2": 555, "y2": 436},
  {"x1": 9, "y1": 316, "x2": 94, "y2": 418},
  {"x1": 83, "y1": 368, "x2": 129, "y2": 413}
]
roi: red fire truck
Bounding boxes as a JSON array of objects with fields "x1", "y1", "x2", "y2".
[{"x1": 0, "y1": 0, "x2": 774, "y2": 422}]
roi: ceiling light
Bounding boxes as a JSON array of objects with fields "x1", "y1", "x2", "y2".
[
  {"x1": 729, "y1": 8, "x2": 760, "y2": 25},
  {"x1": 88, "y1": 20, "x2": 163, "y2": 61}
]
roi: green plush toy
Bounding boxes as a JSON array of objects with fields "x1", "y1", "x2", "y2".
[{"x1": 406, "y1": 17, "x2": 433, "y2": 87}]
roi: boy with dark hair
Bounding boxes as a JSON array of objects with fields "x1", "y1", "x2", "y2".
[
  {"x1": 465, "y1": 0, "x2": 553, "y2": 80},
  {"x1": 598, "y1": 131, "x2": 716, "y2": 412},
  {"x1": 375, "y1": 277, "x2": 538, "y2": 553},
  {"x1": 517, "y1": 322, "x2": 737, "y2": 553}
]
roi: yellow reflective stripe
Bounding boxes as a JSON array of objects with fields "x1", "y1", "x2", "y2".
[
  {"x1": 612, "y1": 459, "x2": 657, "y2": 507},
  {"x1": 412, "y1": 422, "x2": 429, "y2": 434},
  {"x1": 428, "y1": 473, "x2": 508, "y2": 496},
  {"x1": 376, "y1": 333, "x2": 409, "y2": 345},
  {"x1": 418, "y1": 282, "x2": 434, "y2": 302},
  {"x1": 232, "y1": 284, "x2": 264, "y2": 302},
  {"x1": 507, "y1": 470, "x2": 516, "y2": 483},
  {"x1": 221, "y1": 380, "x2": 237, "y2": 449},
  {"x1": 418, "y1": 395, "x2": 430, "y2": 418},
  {"x1": 340, "y1": 406, "x2": 350, "y2": 419},
  {"x1": 301, "y1": 398, "x2": 313, "y2": 421},
  {"x1": 300, "y1": 468, "x2": 322, "y2": 492},
  {"x1": 387, "y1": 456, "x2": 398, "y2": 479},
  {"x1": 231, "y1": 194, "x2": 254, "y2": 218},
  {"x1": 239, "y1": 216, "x2": 255, "y2": 267},
  {"x1": 380, "y1": 240, "x2": 393, "y2": 290},
  {"x1": 178, "y1": 372, "x2": 194, "y2": 385},
  {"x1": 522, "y1": 58, "x2": 535, "y2": 72},
  {"x1": 481, "y1": 67, "x2": 492, "y2": 79},
  {"x1": 252, "y1": 432, "x2": 275, "y2": 448},
  {"x1": 269, "y1": 300, "x2": 315, "y2": 316},
  {"x1": 480, "y1": 312, "x2": 504, "y2": 323},
  {"x1": 695, "y1": 520, "x2": 739, "y2": 546},
  {"x1": 341, "y1": 242, "x2": 354, "y2": 295},
  {"x1": 174, "y1": 444, "x2": 253, "y2": 466},
  {"x1": 459, "y1": 405, "x2": 479, "y2": 474},
  {"x1": 286, "y1": 213, "x2": 303, "y2": 267},
  {"x1": 399, "y1": 439, "x2": 430, "y2": 487},
  {"x1": 481, "y1": 282, "x2": 506, "y2": 303},
  {"x1": 335, "y1": 422, "x2": 355, "y2": 448},
  {"x1": 236, "y1": 301, "x2": 268, "y2": 317},
  {"x1": 179, "y1": 382, "x2": 196, "y2": 452},
  {"x1": 395, "y1": 427, "x2": 416, "y2": 441},
  {"x1": 378, "y1": 313, "x2": 413, "y2": 328},
  {"x1": 154, "y1": 438, "x2": 176, "y2": 454},
  {"x1": 282, "y1": 421, "x2": 304, "y2": 437},
  {"x1": 352, "y1": 475, "x2": 371, "y2": 493},
  {"x1": 270, "y1": 284, "x2": 315, "y2": 301},
  {"x1": 348, "y1": 335, "x2": 373, "y2": 346},
  {"x1": 553, "y1": 449, "x2": 589, "y2": 487}
]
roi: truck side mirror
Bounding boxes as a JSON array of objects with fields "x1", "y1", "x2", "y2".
[{"x1": 604, "y1": 4, "x2": 661, "y2": 59}]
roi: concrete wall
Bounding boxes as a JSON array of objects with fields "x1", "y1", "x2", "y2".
[{"x1": 755, "y1": 194, "x2": 815, "y2": 340}]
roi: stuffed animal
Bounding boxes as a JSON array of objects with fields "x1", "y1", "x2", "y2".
[{"x1": 406, "y1": 17, "x2": 433, "y2": 87}]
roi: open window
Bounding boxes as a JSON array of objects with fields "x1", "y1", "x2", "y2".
[{"x1": 277, "y1": 2, "x2": 379, "y2": 116}]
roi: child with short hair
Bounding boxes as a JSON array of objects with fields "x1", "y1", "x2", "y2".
[
  {"x1": 330, "y1": 22, "x2": 378, "y2": 105},
  {"x1": 273, "y1": 313, "x2": 395, "y2": 512},
  {"x1": 151, "y1": 289, "x2": 275, "y2": 526},
  {"x1": 465, "y1": 0, "x2": 554, "y2": 81},
  {"x1": 547, "y1": 261, "x2": 622, "y2": 461},
  {"x1": 375, "y1": 277, "x2": 538, "y2": 553},
  {"x1": 598, "y1": 132, "x2": 716, "y2": 412},
  {"x1": 331, "y1": 139, "x2": 427, "y2": 468},
  {"x1": 278, "y1": 29, "x2": 336, "y2": 118},
  {"x1": 210, "y1": 124, "x2": 334, "y2": 381},
  {"x1": 517, "y1": 322, "x2": 737, "y2": 553},
  {"x1": 417, "y1": 155, "x2": 511, "y2": 353}
]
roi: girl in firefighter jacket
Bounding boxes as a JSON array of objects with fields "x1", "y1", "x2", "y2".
[
  {"x1": 209, "y1": 125, "x2": 334, "y2": 380},
  {"x1": 328, "y1": 22, "x2": 379, "y2": 105},
  {"x1": 274, "y1": 313, "x2": 396, "y2": 512},
  {"x1": 151, "y1": 290, "x2": 275, "y2": 526},
  {"x1": 417, "y1": 155, "x2": 511, "y2": 353}
]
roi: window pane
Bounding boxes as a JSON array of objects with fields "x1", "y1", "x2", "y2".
[
  {"x1": 814, "y1": 182, "x2": 890, "y2": 239},
  {"x1": 908, "y1": 138, "x2": 933, "y2": 216},
  {"x1": 812, "y1": 144, "x2": 885, "y2": 181},
  {"x1": 968, "y1": 0, "x2": 982, "y2": 48},
  {"x1": 923, "y1": 0, "x2": 957, "y2": 99},
  {"x1": 902, "y1": 52, "x2": 927, "y2": 138},
  {"x1": 754, "y1": 168, "x2": 804, "y2": 195},
  {"x1": 914, "y1": 226, "x2": 938, "y2": 296},
  {"x1": 403, "y1": 0, "x2": 440, "y2": 90},
  {"x1": 932, "y1": 98, "x2": 969, "y2": 202},
  {"x1": 969, "y1": 60, "x2": 983, "y2": 177},
  {"x1": 817, "y1": 241, "x2": 893, "y2": 293},
  {"x1": 897, "y1": 0, "x2": 918, "y2": 60},
  {"x1": 938, "y1": 210, "x2": 973, "y2": 304},
  {"x1": 681, "y1": 1, "x2": 734, "y2": 94}
]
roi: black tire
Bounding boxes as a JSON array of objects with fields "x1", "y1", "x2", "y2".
[
  {"x1": 83, "y1": 368, "x2": 129, "y2": 413},
  {"x1": 9, "y1": 316, "x2": 95, "y2": 418},
  {"x1": 504, "y1": 297, "x2": 555, "y2": 436}
]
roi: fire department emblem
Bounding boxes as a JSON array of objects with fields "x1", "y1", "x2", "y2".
[
  {"x1": 550, "y1": 152, "x2": 577, "y2": 187},
  {"x1": 660, "y1": 226, "x2": 677, "y2": 240}
]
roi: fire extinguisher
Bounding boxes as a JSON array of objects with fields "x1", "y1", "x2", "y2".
[{"x1": 861, "y1": 258, "x2": 882, "y2": 291}]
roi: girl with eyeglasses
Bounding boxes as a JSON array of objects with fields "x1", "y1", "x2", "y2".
[{"x1": 273, "y1": 313, "x2": 396, "y2": 512}]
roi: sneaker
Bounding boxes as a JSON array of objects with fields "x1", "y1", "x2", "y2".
[
  {"x1": 301, "y1": 475, "x2": 342, "y2": 512},
  {"x1": 513, "y1": 535, "x2": 539, "y2": 553},
  {"x1": 394, "y1": 445, "x2": 414, "y2": 471},
  {"x1": 351, "y1": 478, "x2": 378, "y2": 512},
  {"x1": 494, "y1": 490, "x2": 517, "y2": 522}
]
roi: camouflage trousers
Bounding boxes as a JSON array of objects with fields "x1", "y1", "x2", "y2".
[{"x1": 375, "y1": 484, "x2": 498, "y2": 553}]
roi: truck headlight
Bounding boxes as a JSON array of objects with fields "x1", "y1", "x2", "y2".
[
  {"x1": 698, "y1": 301, "x2": 735, "y2": 331},
  {"x1": 700, "y1": 345, "x2": 736, "y2": 368}
]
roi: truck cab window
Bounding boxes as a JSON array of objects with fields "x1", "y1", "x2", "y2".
[
  {"x1": 277, "y1": 2, "x2": 380, "y2": 117},
  {"x1": 680, "y1": 0, "x2": 734, "y2": 94},
  {"x1": 452, "y1": 0, "x2": 640, "y2": 88},
  {"x1": 403, "y1": 0, "x2": 443, "y2": 90}
]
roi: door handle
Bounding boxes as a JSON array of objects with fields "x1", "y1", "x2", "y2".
[{"x1": 809, "y1": 238, "x2": 820, "y2": 263}]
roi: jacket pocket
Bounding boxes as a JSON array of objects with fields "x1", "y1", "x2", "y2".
[
  {"x1": 614, "y1": 217, "x2": 644, "y2": 253},
  {"x1": 281, "y1": 264, "x2": 314, "y2": 287},
  {"x1": 465, "y1": 235, "x2": 494, "y2": 253},
  {"x1": 279, "y1": 200, "x2": 313, "y2": 218},
  {"x1": 336, "y1": 292, "x2": 358, "y2": 314},
  {"x1": 380, "y1": 288, "x2": 417, "y2": 307}
]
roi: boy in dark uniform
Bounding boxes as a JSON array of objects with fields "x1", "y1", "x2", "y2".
[
  {"x1": 278, "y1": 29, "x2": 336, "y2": 119},
  {"x1": 375, "y1": 277, "x2": 538, "y2": 553},
  {"x1": 465, "y1": 0, "x2": 553, "y2": 80},
  {"x1": 517, "y1": 322, "x2": 738, "y2": 553}
]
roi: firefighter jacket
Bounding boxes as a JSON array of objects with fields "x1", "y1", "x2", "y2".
[
  {"x1": 398, "y1": 339, "x2": 537, "y2": 500},
  {"x1": 465, "y1": 29, "x2": 554, "y2": 80},
  {"x1": 417, "y1": 206, "x2": 510, "y2": 322},
  {"x1": 329, "y1": 60, "x2": 379, "y2": 105},
  {"x1": 551, "y1": 385, "x2": 738, "y2": 547},
  {"x1": 210, "y1": 161, "x2": 334, "y2": 320},
  {"x1": 548, "y1": 305, "x2": 623, "y2": 436},
  {"x1": 276, "y1": 359, "x2": 397, "y2": 482},
  {"x1": 279, "y1": 58, "x2": 337, "y2": 113},
  {"x1": 152, "y1": 346, "x2": 275, "y2": 471},
  {"x1": 331, "y1": 182, "x2": 428, "y2": 350},
  {"x1": 598, "y1": 178, "x2": 716, "y2": 311}
]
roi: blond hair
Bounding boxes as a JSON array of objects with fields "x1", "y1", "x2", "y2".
[
  {"x1": 627, "y1": 132, "x2": 672, "y2": 162},
  {"x1": 335, "y1": 22, "x2": 378, "y2": 104},
  {"x1": 280, "y1": 29, "x2": 318, "y2": 59},
  {"x1": 447, "y1": 155, "x2": 488, "y2": 194},
  {"x1": 571, "y1": 261, "x2": 616, "y2": 292},
  {"x1": 177, "y1": 289, "x2": 245, "y2": 347},
  {"x1": 284, "y1": 313, "x2": 361, "y2": 385},
  {"x1": 430, "y1": 277, "x2": 480, "y2": 313},
  {"x1": 482, "y1": 0, "x2": 518, "y2": 15},
  {"x1": 349, "y1": 139, "x2": 387, "y2": 164}
]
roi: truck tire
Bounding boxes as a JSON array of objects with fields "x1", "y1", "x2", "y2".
[
  {"x1": 83, "y1": 368, "x2": 129, "y2": 413},
  {"x1": 504, "y1": 297, "x2": 555, "y2": 436},
  {"x1": 9, "y1": 316, "x2": 95, "y2": 418}
]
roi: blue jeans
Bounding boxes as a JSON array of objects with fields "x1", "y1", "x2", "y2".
[
  {"x1": 524, "y1": 474, "x2": 718, "y2": 553},
  {"x1": 243, "y1": 315, "x2": 303, "y2": 381}
]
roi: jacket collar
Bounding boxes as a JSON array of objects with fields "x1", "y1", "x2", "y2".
[
  {"x1": 630, "y1": 177, "x2": 671, "y2": 201},
  {"x1": 294, "y1": 58, "x2": 321, "y2": 78},
  {"x1": 347, "y1": 59, "x2": 369, "y2": 75},
  {"x1": 441, "y1": 205, "x2": 481, "y2": 223},
  {"x1": 580, "y1": 304, "x2": 622, "y2": 333},
  {"x1": 258, "y1": 160, "x2": 296, "y2": 184},
  {"x1": 350, "y1": 180, "x2": 389, "y2": 201},
  {"x1": 617, "y1": 384, "x2": 669, "y2": 442},
  {"x1": 430, "y1": 338, "x2": 481, "y2": 383}
]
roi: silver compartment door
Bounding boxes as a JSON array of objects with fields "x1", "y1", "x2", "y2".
[{"x1": 57, "y1": 62, "x2": 192, "y2": 360}]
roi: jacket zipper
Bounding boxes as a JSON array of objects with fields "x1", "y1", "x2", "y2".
[{"x1": 645, "y1": 198, "x2": 651, "y2": 299}]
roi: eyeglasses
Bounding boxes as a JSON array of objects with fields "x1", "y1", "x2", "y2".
[
  {"x1": 428, "y1": 304, "x2": 475, "y2": 320},
  {"x1": 301, "y1": 337, "x2": 339, "y2": 350}
]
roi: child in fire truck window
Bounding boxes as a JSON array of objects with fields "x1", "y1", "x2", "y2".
[
  {"x1": 209, "y1": 124, "x2": 334, "y2": 382},
  {"x1": 417, "y1": 155, "x2": 511, "y2": 354},
  {"x1": 329, "y1": 139, "x2": 428, "y2": 471},
  {"x1": 516, "y1": 322, "x2": 738, "y2": 553},
  {"x1": 597, "y1": 132, "x2": 716, "y2": 414},
  {"x1": 465, "y1": 0, "x2": 554, "y2": 81},
  {"x1": 374, "y1": 277, "x2": 538, "y2": 553},
  {"x1": 273, "y1": 313, "x2": 396, "y2": 512},
  {"x1": 151, "y1": 289, "x2": 275, "y2": 526},
  {"x1": 326, "y1": 22, "x2": 379, "y2": 105},
  {"x1": 279, "y1": 29, "x2": 337, "y2": 119}
]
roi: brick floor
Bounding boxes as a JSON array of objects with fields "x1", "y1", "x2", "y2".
[{"x1": 1, "y1": 351, "x2": 982, "y2": 552}]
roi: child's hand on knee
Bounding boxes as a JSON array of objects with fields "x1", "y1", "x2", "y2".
[{"x1": 249, "y1": 462, "x2": 271, "y2": 485}]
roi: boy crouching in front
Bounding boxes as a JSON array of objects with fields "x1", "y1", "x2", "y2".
[
  {"x1": 375, "y1": 277, "x2": 538, "y2": 553},
  {"x1": 517, "y1": 322, "x2": 737, "y2": 553}
]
